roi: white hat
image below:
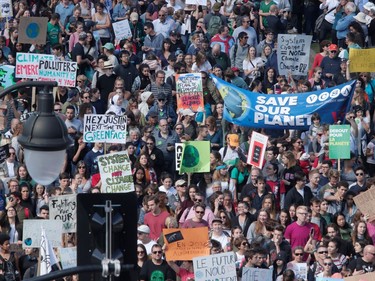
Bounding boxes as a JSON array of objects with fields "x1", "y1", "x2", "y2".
[
  {"x1": 182, "y1": 108, "x2": 195, "y2": 116},
  {"x1": 354, "y1": 12, "x2": 370, "y2": 24},
  {"x1": 103, "y1": 61, "x2": 114, "y2": 69},
  {"x1": 364, "y1": 2, "x2": 375, "y2": 11},
  {"x1": 137, "y1": 225, "x2": 150, "y2": 234}
]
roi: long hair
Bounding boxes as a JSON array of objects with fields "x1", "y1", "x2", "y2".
[{"x1": 254, "y1": 209, "x2": 270, "y2": 235}]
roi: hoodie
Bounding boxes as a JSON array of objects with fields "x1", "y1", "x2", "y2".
[
  {"x1": 139, "y1": 91, "x2": 153, "y2": 117},
  {"x1": 272, "y1": 251, "x2": 288, "y2": 281}
]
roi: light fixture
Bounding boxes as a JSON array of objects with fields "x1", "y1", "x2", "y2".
[{"x1": 18, "y1": 87, "x2": 71, "y2": 185}]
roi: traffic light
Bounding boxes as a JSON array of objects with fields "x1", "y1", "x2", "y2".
[{"x1": 77, "y1": 193, "x2": 138, "y2": 280}]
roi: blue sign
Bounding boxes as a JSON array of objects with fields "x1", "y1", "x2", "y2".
[{"x1": 211, "y1": 75, "x2": 355, "y2": 130}]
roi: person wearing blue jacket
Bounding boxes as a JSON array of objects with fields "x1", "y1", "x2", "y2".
[{"x1": 336, "y1": 2, "x2": 357, "y2": 48}]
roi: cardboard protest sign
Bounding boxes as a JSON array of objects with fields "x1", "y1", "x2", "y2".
[
  {"x1": 179, "y1": 141, "x2": 210, "y2": 174},
  {"x1": 247, "y1": 131, "x2": 268, "y2": 168},
  {"x1": 329, "y1": 125, "x2": 350, "y2": 159},
  {"x1": 38, "y1": 60, "x2": 78, "y2": 87},
  {"x1": 83, "y1": 114, "x2": 127, "y2": 143},
  {"x1": 193, "y1": 252, "x2": 237, "y2": 281},
  {"x1": 49, "y1": 194, "x2": 77, "y2": 233},
  {"x1": 0, "y1": 65, "x2": 15, "y2": 89},
  {"x1": 344, "y1": 272, "x2": 375, "y2": 281},
  {"x1": 16, "y1": 53, "x2": 54, "y2": 79},
  {"x1": 0, "y1": 144, "x2": 9, "y2": 164},
  {"x1": 0, "y1": 0, "x2": 12, "y2": 18},
  {"x1": 242, "y1": 267, "x2": 272, "y2": 281},
  {"x1": 349, "y1": 48, "x2": 375, "y2": 73},
  {"x1": 176, "y1": 73, "x2": 204, "y2": 112},
  {"x1": 293, "y1": 263, "x2": 308, "y2": 280},
  {"x1": 18, "y1": 17, "x2": 48, "y2": 44},
  {"x1": 23, "y1": 220, "x2": 62, "y2": 248},
  {"x1": 163, "y1": 227, "x2": 209, "y2": 261},
  {"x1": 59, "y1": 247, "x2": 77, "y2": 269},
  {"x1": 175, "y1": 143, "x2": 184, "y2": 172},
  {"x1": 97, "y1": 151, "x2": 134, "y2": 193},
  {"x1": 277, "y1": 34, "x2": 312, "y2": 76},
  {"x1": 317, "y1": 278, "x2": 343, "y2": 281},
  {"x1": 112, "y1": 19, "x2": 132, "y2": 41},
  {"x1": 353, "y1": 188, "x2": 375, "y2": 221}
]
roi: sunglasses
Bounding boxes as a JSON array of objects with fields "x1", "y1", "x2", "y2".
[
  {"x1": 324, "y1": 262, "x2": 332, "y2": 266},
  {"x1": 356, "y1": 173, "x2": 364, "y2": 176},
  {"x1": 195, "y1": 199, "x2": 203, "y2": 202},
  {"x1": 318, "y1": 251, "x2": 328, "y2": 254},
  {"x1": 330, "y1": 50, "x2": 337, "y2": 53},
  {"x1": 9, "y1": 152, "x2": 15, "y2": 155},
  {"x1": 78, "y1": 166, "x2": 86, "y2": 169},
  {"x1": 220, "y1": 216, "x2": 226, "y2": 219},
  {"x1": 137, "y1": 251, "x2": 145, "y2": 254},
  {"x1": 294, "y1": 253, "x2": 304, "y2": 256},
  {"x1": 196, "y1": 211, "x2": 204, "y2": 214},
  {"x1": 153, "y1": 251, "x2": 162, "y2": 254},
  {"x1": 54, "y1": 109, "x2": 62, "y2": 112},
  {"x1": 77, "y1": 80, "x2": 83, "y2": 83},
  {"x1": 158, "y1": 99, "x2": 165, "y2": 102},
  {"x1": 175, "y1": 127, "x2": 183, "y2": 130}
]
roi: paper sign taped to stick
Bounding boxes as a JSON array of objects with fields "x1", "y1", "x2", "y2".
[
  {"x1": 16, "y1": 53, "x2": 54, "y2": 79},
  {"x1": 83, "y1": 114, "x2": 127, "y2": 143},
  {"x1": 38, "y1": 60, "x2": 78, "y2": 87},
  {"x1": 98, "y1": 151, "x2": 134, "y2": 193},
  {"x1": 180, "y1": 141, "x2": 210, "y2": 174},
  {"x1": 49, "y1": 194, "x2": 77, "y2": 233},
  {"x1": 193, "y1": 252, "x2": 237, "y2": 281},
  {"x1": 329, "y1": 125, "x2": 350, "y2": 159},
  {"x1": 163, "y1": 227, "x2": 209, "y2": 261},
  {"x1": 175, "y1": 143, "x2": 184, "y2": 171},
  {"x1": 247, "y1": 131, "x2": 268, "y2": 168},
  {"x1": 112, "y1": 19, "x2": 132, "y2": 41},
  {"x1": 18, "y1": 17, "x2": 48, "y2": 44},
  {"x1": 23, "y1": 220, "x2": 62, "y2": 248},
  {"x1": 242, "y1": 267, "x2": 272, "y2": 281},
  {"x1": 59, "y1": 247, "x2": 77, "y2": 269},
  {"x1": 354, "y1": 188, "x2": 375, "y2": 221},
  {"x1": 348, "y1": 48, "x2": 375, "y2": 73}
]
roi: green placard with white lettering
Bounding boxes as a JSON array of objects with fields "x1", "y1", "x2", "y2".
[{"x1": 329, "y1": 125, "x2": 351, "y2": 159}]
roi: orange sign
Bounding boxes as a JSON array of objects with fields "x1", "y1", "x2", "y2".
[
  {"x1": 344, "y1": 272, "x2": 375, "y2": 281},
  {"x1": 176, "y1": 73, "x2": 204, "y2": 112},
  {"x1": 163, "y1": 227, "x2": 210, "y2": 261}
]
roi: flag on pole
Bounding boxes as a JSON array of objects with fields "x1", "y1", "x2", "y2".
[{"x1": 40, "y1": 227, "x2": 58, "y2": 275}]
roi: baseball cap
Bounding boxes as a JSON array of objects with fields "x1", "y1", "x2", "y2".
[
  {"x1": 228, "y1": 134, "x2": 239, "y2": 147},
  {"x1": 103, "y1": 43, "x2": 115, "y2": 50},
  {"x1": 328, "y1": 44, "x2": 338, "y2": 51},
  {"x1": 137, "y1": 225, "x2": 150, "y2": 234}
]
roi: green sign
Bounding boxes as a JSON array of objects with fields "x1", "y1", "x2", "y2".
[
  {"x1": 329, "y1": 125, "x2": 350, "y2": 159},
  {"x1": 180, "y1": 141, "x2": 210, "y2": 174}
]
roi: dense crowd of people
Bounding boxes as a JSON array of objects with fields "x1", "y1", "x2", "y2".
[{"x1": 0, "y1": 0, "x2": 374, "y2": 280}]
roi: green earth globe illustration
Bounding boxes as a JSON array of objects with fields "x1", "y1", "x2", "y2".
[
  {"x1": 26, "y1": 23, "x2": 40, "y2": 38},
  {"x1": 182, "y1": 145, "x2": 199, "y2": 168},
  {"x1": 220, "y1": 86, "x2": 248, "y2": 118}
]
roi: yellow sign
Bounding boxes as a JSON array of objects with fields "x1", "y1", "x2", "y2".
[
  {"x1": 163, "y1": 227, "x2": 209, "y2": 261},
  {"x1": 349, "y1": 48, "x2": 375, "y2": 73}
]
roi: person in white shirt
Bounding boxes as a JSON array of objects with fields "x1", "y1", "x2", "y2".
[{"x1": 137, "y1": 225, "x2": 157, "y2": 255}]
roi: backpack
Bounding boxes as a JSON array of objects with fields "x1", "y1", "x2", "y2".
[
  {"x1": 314, "y1": 7, "x2": 335, "y2": 34},
  {"x1": 207, "y1": 15, "x2": 222, "y2": 36}
]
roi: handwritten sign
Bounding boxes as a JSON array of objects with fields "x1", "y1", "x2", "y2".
[
  {"x1": 38, "y1": 60, "x2": 77, "y2": 87},
  {"x1": 349, "y1": 48, "x2": 375, "y2": 73},
  {"x1": 344, "y1": 272, "x2": 375, "y2": 281},
  {"x1": 83, "y1": 114, "x2": 127, "y2": 143},
  {"x1": 23, "y1": 220, "x2": 62, "y2": 248},
  {"x1": 112, "y1": 19, "x2": 132, "y2": 41},
  {"x1": 15, "y1": 52, "x2": 54, "y2": 79},
  {"x1": 0, "y1": 65, "x2": 15, "y2": 89},
  {"x1": 163, "y1": 227, "x2": 209, "y2": 261},
  {"x1": 0, "y1": 0, "x2": 12, "y2": 18},
  {"x1": 98, "y1": 151, "x2": 134, "y2": 193},
  {"x1": 59, "y1": 247, "x2": 77, "y2": 269},
  {"x1": 49, "y1": 194, "x2": 77, "y2": 233},
  {"x1": 242, "y1": 267, "x2": 272, "y2": 281},
  {"x1": 176, "y1": 73, "x2": 204, "y2": 112},
  {"x1": 193, "y1": 252, "x2": 237, "y2": 281},
  {"x1": 277, "y1": 34, "x2": 312, "y2": 76},
  {"x1": 354, "y1": 188, "x2": 375, "y2": 221},
  {"x1": 329, "y1": 125, "x2": 350, "y2": 159},
  {"x1": 317, "y1": 277, "x2": 343, "y2": 281},
  {"x1": 293, "y1": 263, "x2": 307, "y2": 280},
  {"x1": 18, "y1": 17, "x2": 48, "y2": 44},
  {"x1": 247, "y1": 131, "x2": 268, "y2": 168}
]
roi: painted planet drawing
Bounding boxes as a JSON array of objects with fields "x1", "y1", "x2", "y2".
[
  {"x1": 182, "y1": 145, "x2": 199, "y2": 168},
  {"x1": 26, "y1": 23, "x2": 40, "y2": 38}
]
